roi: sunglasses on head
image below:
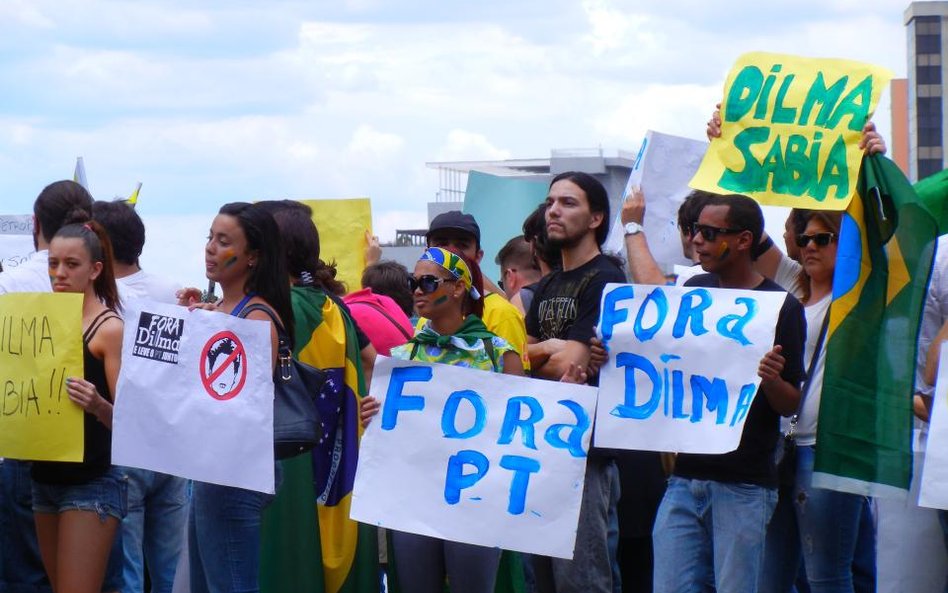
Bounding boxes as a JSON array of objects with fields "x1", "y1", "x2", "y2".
[
  {"x1": 796, "y1": 232, "x2": 836, "y2": 248},
  {"x1": 691, "y1": 223, "x2": 746, "y2": 242},
  {"x1": 408, "y1": 274, "x2": 456, "y2": 294}
]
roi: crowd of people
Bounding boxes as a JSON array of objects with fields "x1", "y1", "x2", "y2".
[{"x1": 0, "y1": 115, "x2": 945, "y2": 593}]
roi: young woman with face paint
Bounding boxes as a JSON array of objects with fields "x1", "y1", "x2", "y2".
[
  {"x1": 188, "y1": 202, "x2": 293, "y2": 593},
  {"x1": 359, "y1": 246, "x2": 527, "y2": 593},
  {"x1": 30, "y1": 216, "x2": 126, "y2": 593}
]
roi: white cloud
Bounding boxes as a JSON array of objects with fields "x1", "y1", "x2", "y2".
[
  {"x1": 0, "y1": 0, "x2": 918, "y2": 257},
  {"x1": 437, "y1": 130, "x2": 511, "y2": 162}
]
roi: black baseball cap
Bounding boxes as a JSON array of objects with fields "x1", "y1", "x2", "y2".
[{"x1": 426, "y1": 211, "x2": 481, "y2": 247}]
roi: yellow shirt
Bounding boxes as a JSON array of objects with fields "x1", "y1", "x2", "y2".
[{"x1": 415, "y1": 292, "x2": 530, "y2": 371}]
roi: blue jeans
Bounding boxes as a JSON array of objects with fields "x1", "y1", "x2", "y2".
[
  {"x1": 189, "y1": 478, "x2": 278, "y2": 593},
  {"x1": 759, "y1": 446, "x2": 865, "y2": 593},
  {"x1": 653, "y1": 476, "x2": 778, "y2": 593},
  {"x1": 0, "y1": 460, "x2": 51, "y2": 593},
  {"x1": 121, "y1": 468, "x2": 189, "y2": 593}
]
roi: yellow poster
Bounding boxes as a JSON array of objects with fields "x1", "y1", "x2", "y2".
[
  {"x1": 0, "y1": 293, "x2": 85, "y2": 461},
  {"x1": 299, "y1": 198, "x2": 373, "y2": 293},
  {"x1": 690, "y1": 52, "x2": 893, "y2": 210}
]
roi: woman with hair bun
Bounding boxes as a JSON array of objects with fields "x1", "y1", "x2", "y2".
[{"x1": 31, "y1": 216, "x2": 126, "y2": 593}]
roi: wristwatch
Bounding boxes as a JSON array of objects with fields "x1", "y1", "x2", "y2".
[{"x1": 623, "y1": 222, "x2": 644, "y2": 236}]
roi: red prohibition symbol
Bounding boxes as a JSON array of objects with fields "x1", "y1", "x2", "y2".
[{"x1": 199, "y1": 331, "x2": 248, "y2": 401}]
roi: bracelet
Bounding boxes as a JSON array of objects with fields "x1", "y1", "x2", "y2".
[{"x1": 752, "y1": 236, "x2": 774, "y2": 259}]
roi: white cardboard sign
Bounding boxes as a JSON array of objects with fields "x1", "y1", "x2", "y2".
[
  {"x1": 350, "y1": 356, "x2": 598, "y2": 559},
  {"x1": 920, "y1": 347, "x2": 948, "y2": 510},
  {"x1": 595, "y1": 283, "x2": 784, "y2": 454},
  {"x1": 603, "y1": 131, "x2": 708, "y2": 270},
  {"x1": 0, "y1": 215, "x2": 35, "y2": 273},
  {"x1": 112, "y1": 300, "x2": 275, "y2": 493}
]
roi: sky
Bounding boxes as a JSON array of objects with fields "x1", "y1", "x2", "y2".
[{"x1": 0, "y1": 0, "x2": 911, "y2": 287}]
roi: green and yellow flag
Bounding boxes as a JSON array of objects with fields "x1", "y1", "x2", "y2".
[
  {"x1": 814, "y1": 154, "x2": 938, "y2": 497},
  {"x1": 260, "y1": 287, "x2": 378, "y2": 593}
]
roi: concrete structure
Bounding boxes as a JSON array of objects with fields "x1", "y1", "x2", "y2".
[
  {"x1": 422, "y1": 147, "x2": 637, "y2": 225},
  {"x1": 905, "y1": 2, "x2": 948, "y2": 181}
]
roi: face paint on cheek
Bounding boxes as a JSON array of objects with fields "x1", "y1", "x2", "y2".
[
  {"x1": 433, "y1": 295, "x2": 449, "y2": 305},
  {"x1": 718, "y1": 241, "x2": 730, "y2": 261},
  {"x1": 223, "y1": 250, "x2": 238, "y2": 268}
]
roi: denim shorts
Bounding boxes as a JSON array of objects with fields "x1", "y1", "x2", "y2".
[{"x1": 32, "y1": 466, "x2": 129, "y2": 522}]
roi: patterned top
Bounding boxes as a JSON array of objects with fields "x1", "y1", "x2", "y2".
[{"x1": 391, "y1": 322, "x2": 517, "y2": 372}]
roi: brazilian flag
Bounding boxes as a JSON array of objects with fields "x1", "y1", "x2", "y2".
[
  {"x1": 813, "y1": 155, "x2": 938, "y2": 497},
  {"x1": 260, "y1": 287, "x2": 379, "y2": 593}
]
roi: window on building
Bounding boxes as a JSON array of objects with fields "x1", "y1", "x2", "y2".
[
  {"x1": 917, "y1": 65, "x2": 943, "y2": 85},
  {"x1": 920, "y1": 159, "x2": 943, "y2": 179},
  {"x1": 917, "y1": 34, "x2": 942, "y2": 54}
]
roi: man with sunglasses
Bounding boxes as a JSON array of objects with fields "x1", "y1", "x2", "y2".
[
  {"x1": 652, "y1": 193, "x2": 806, "y2": 593},
  {"x1": 423, "y1": 210, "x2": 530, "y2": 370}
]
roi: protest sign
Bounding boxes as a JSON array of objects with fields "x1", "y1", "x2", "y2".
[
  {"x1": 351, "y1": 356, "x2": 597, "y2": 559},
  {"x1": 920, "y1": 347, "x2": 948, "y2": 510},
  {"x1": 595, "y1": 283, "x2": 784, "y2": 454},
  {"x1": 0, "y1": 215, "x2": 36, "y2": 273},
  {"x1": 0, "y1": 293, "x2": 84, "y2": 461},
  {"x1": 690, "y1": 52, "x2": 893, "y2": 210},
  {"x1": 112, "y1": 300, "x2": 275, "y2": 493},
  {"x1": 603, "y1": 131, "x2": 708, "y2": 271},
  {"x1": 300, "y1": 198, "x2": 372, "y2": 293},
  {"x1": 463, "y1": 171, "x2": 548, "y2": 282}
]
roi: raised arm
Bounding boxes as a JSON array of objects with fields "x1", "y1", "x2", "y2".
[{"x1": 623, "y1": 187, "x2": 667, "y2": 285}]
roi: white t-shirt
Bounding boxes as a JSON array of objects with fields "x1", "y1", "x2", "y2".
[
  {"x1": 0, "y1": 250, "x2": 50, "y2": 294},
  {"x1": 117, "y1": 269, "x2": 180, "y2": 307},
  {"x1": 773, "y1": 254, "x2": 804, "y2": 301},
  {"x1": 793, "y1": 294, "x2": 831, "y2": 446}
]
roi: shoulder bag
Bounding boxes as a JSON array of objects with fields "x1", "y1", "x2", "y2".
[{"x1": 239, "y1": 303, "x2": 327, "y2": 459}]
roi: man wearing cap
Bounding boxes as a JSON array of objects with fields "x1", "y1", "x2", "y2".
[{"x1": 421, "y1": 211, "x2": 530, "y2": 370}]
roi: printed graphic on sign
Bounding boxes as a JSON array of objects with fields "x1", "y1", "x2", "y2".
[
  {"x1": 200, "y1": 331, "x2": 247, "y2": 400},
  {"x1": 133, "y1": 312, "x2": 184, "y2": 364}
]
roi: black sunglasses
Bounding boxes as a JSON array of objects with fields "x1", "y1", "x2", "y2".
[
  {"x1": 796, "y1": 232, "x2": 836, "y2": 248},
  {"x1": 691, "y1": 223, "x2": 746, "y2": 242},
  {"x1": 408, "y1": 274, "x2": 456, "y2": 294}
]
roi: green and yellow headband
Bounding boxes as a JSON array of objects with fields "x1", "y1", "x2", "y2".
[{"x1": 419, "y1": 247, "x2": 481, "y2": 300}]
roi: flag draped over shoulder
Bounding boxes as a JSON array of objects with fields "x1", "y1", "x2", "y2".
[
  {"x1": 814, "y1": 155, "x2": 938, "y2": 497},
  {"x1": 260, "y1": 287, "x2": 378, "y2": 593}
]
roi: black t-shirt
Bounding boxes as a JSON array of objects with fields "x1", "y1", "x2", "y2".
[
  {"x1": 672, "y1": 274, "x2": 806, "y2": 488},
  {"x1": 525, "y1": 253, "x2": 626, "y2": 344}
]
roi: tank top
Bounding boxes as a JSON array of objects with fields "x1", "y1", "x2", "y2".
[{"x1": 32, "y1": 309, "x2": 121, "y2": 485}]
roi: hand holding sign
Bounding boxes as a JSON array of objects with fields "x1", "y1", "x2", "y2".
[
  {"x1": 65, "y1": 376, "x2": 112, "y2": 427},
  {"x1": 691, "y1": 51, "x2": 893, "y2": 210}
]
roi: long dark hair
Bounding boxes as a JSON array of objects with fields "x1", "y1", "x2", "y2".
[
  {"x1": 218, "y1": 202, "x2": 294, "y2": 346},
  {"x1": 53, "y1": 215, "x2": 120, "y2": 311},
  {"x1": 258, "y1": 199, "x2": 348, "y2": 296}
]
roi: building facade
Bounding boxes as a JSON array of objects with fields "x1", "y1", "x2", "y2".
[{"x1": 905, "y1": 2, "x2": 948, "y2": 181}]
